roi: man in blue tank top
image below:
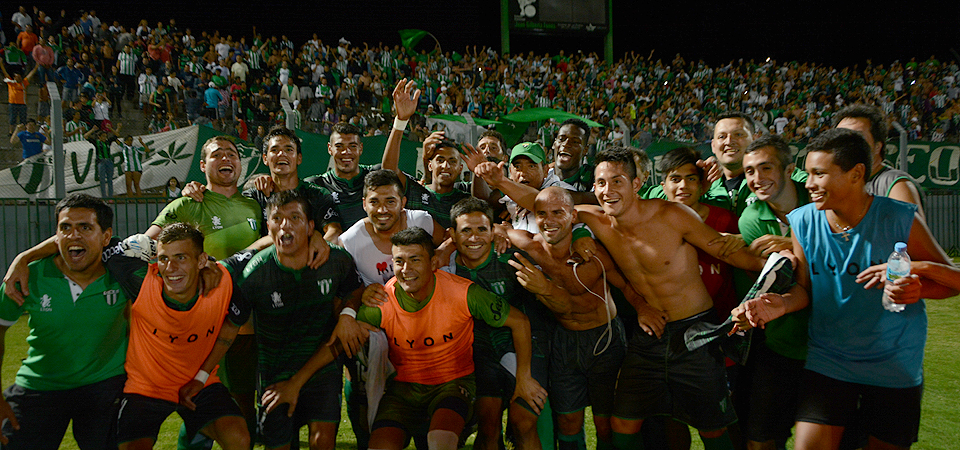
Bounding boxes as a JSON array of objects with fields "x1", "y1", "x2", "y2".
[{"x1": 732, "y1": 128, "x2": 957, "y2": 450}]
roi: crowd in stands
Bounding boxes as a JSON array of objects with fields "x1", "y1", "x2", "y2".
[{"x1": 4, "y1": 5, "x2": 960, "y2": 154}]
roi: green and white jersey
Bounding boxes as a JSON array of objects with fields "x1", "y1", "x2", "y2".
[
  {"x1": 402, "y1": 172, "x2": 471, "y2": 230},
  {"x1": 224, "y1": 246, "x2": 363, "y2": 386},
  {"x1": 65, "y1": 120, "x2": 86, "y2": 143},
  {"x1": 153, "y1": 191, "x2": 262, "y2": 260},
  {"x1": 117, "y1": 51, "x2": 138, "y2": 76},
  {"x1": 0, "y1": 250, "x2": 144, "y2": 391},
  {"x1": 306, "y1": 164, "x2": 380, "y2": 229},
  {"x1": 120, "y1": 143, "x2": 145, "y2": 172}
]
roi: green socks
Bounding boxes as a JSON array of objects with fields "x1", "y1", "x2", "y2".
[{"x1": 612, "y1": 431, "x2": 645, "y2": 450}]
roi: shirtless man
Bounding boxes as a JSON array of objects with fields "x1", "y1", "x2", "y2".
[
  {"x1": 474, "y1": 148, "x2": 766, "y2": 450},
  {"x1": 502, "y1": 187, "x2": 639, "y2": 450}
]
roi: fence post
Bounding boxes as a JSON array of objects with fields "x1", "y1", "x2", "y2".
[{"x1": 48, "y1": 81, "x2": 65, "y2": 199}]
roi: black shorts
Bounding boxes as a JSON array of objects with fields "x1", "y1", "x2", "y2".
[
  {"x1": 550, "y1": 318, "x2": 625, "y2": 416},
  {"x1": 796, "y1": 369, "x2": 922, "y2": 448},
  {"x1": 613, "y1": 310, "x2": 736, "y2": 431},
  {"x1": 258, "y1": 366, "x2": 342, "y2": 448},
  {"x1": 744, "y1": 344, "x2": 805, "y2": 443},
  {"x1": 116, "y1": 383, "x2": 242, "y2": 444},
  {"x1": 1, "y1": 374, "x2": 125, "y2": 450}
]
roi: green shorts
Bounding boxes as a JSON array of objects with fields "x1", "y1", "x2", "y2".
[{"x1": 372, "y1": 374, "x2": 476, "y2": 436}]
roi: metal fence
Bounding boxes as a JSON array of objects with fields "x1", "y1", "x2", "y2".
[
  {"x1": 0, "y1": 197, "x2": 169, "y2": 275},
  {"x1": 925, "y1": 191, "x2": 960, "y2": 257}
]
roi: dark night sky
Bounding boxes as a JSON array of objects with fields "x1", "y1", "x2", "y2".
[{"x1": 17, "y1": 0, "x2": 960, "y2": 67}]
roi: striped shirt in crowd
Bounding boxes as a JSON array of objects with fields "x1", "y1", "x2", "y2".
[
  {"x1": 117, "y1": 51, "x2": 138, "y2": 76},
  {"x1": 65, "y1": 120, "x2": 86, "y2": 143},
  {"x1": 246, "y1": 50, "x2": 262, "y2": 70},
  {"x1": 121, "y1": 143, "x2": 146, "y2": 172},
  {"x1": 138, "y1": 73, "x2": 157, "y2": 95}
]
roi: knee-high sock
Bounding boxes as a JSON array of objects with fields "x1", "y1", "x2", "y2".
[{"x1": 612, "y1": 431, "x2": 645, "y2": 450}]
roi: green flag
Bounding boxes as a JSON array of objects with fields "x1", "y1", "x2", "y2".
[{"x1": 399, "y1": 29, "x2": 429, "y2": 49}]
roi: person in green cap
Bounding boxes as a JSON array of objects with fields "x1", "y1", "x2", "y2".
[{"x1": 498, "y1": 141, "x2": 575, "y2": 233}]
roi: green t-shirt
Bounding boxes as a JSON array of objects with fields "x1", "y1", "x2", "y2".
[
  {"x1": 738, "y1": 179, "x2": 811, "y2": 360},
  {"x1": 153, "y1": 190, "x2": 262, "y2": 260},
  {"x1": 0, "y1": 256, "x2": 137, "y2": 390},
  {"x1": 358, "y1": 278, "x2": 508, "y2": 329}
]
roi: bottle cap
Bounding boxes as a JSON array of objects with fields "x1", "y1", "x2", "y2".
[{"x1": 895, "y1": 242, "x2": 907, "y2": 252}]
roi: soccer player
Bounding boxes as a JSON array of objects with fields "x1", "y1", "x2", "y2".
[
  {"x1": 354, "y1": 227, "x2": 543, "y2": 450},
  {"x1": 475, "y1": 148, "x2": 766, "y2": 450},
  {"x1": 238, "y1": 126, "x2": 343, "y2": 244},
  {"x1": 500, "y1": 187, "x2": 640, "y2": 450},
  {"x1": 738, "y1": 134, "x2": 812, "y2": 450},
  {"x1": 115, "y1": 223, "x2": 250, "y2": 450},
  {"x1": 224, "y1": 191, "x2": 368, "y2": 450},
  {"x1": 0, "y1": 194, "x2": 140, "y2": 449},
  {"x1": 339, "y1": 169, "x2": 444, "y2": 287},
  {"x1": 382, "y1": 79, "x2": 470, "y2": 229},
  {"x1": 445, "y1": 197, "x2": 556, "y2": 450},
  {"x1": 733, "y1": 128, "x2": 956, "y2": 450},
  {"x1": 306, "y1": 122, "x2": 380, "y2": 228}
]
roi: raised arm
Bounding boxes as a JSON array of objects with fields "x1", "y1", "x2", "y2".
[
  {"x1": 474, "y1": 161, "x2": 539, "y2": 212},
  {"x1": 381, "y1": 78, "x2": 420, "y2": 189}
]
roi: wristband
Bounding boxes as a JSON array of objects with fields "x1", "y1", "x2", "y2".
[
  {"x1": 194, "y1": 370, "x2": 209, "y2": 384},
  {"x1": 571, "y1": 226, "x2": 594, "y2": 242},
  {"x1": 340, "y1": 307, "x2": 357, "y2": 318},
  {"x1": 393, "y1": 117, "x2": 408, "y2": 131}
]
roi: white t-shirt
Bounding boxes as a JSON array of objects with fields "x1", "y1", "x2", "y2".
[{"x1": 340, "y1": 209, "x2": 435, "y2": 286}]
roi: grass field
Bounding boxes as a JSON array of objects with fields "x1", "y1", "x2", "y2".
[{"x1": 2, "y1": 297, "x2": 958, "y2": 449}]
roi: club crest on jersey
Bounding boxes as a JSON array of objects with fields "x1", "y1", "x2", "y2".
[
  {"x1": 40, "y1": 294, "x2": 53, "y2": 311},
  {"x1": 212, "y1": 216, "x2": 223, "y2": 230},
  {"x1": 247, "y1": 218, "x2": 258, "y2": 230},
  {"x1": 271, "y1": 291, "x2": 283, "y2": 308},
  {"x1": 331, "y1": 192, "x2": 340, "y2": 203},
  {"x1": 490, "y1": 281, "x2": 506, "y2": 295},
  {"x1": 421, "y1": 193, "x2": 429, "y2": 204},
  {"x1": 104, "y1": 289, "x2": 120, "y2": 306},
  {"x1": 318, "y1": 279, "x2": 332, "y2": 295}
]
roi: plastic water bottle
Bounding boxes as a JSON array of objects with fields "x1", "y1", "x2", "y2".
[{"x1": 882, "y1": 242, "x2": 910, "y2": 313}]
